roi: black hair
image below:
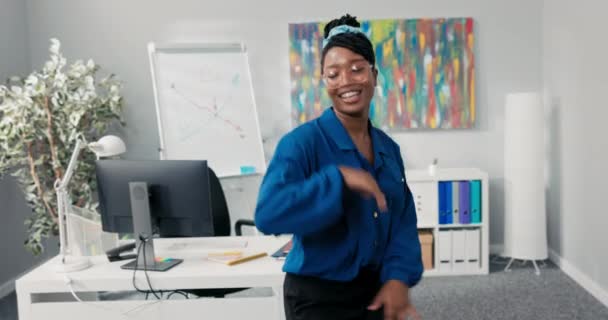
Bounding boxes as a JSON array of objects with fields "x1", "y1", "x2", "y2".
[{"x1": 321, "y1": 14, "x2": 376, "y2": 72}]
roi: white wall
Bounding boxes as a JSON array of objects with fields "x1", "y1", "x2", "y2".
[
  {"x1": 0, "y1": 0, "x2": 58, "y2": 295},
  {"x1": 543, "y1": 0, "x2": 608, "y2": 300},
  {"x1": 23, "y1": 0, "x2": 543, "y2": 246}
]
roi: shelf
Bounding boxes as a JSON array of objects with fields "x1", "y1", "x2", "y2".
[
  {"x1": 410, "y1": 167, "x2": 489, "y2": 277},
  {"x1": 438, "y1": 223, "x2": 483, "y2": 228},
  {"x1": 418, "y1": 223, "x2": 483, "y2": 229},
  {"x1": 423, "y1": 268, "x2": 484, "y2": 277},
  {"x1": 407, "y1": 168, "x2": 488, "y2": 182}
]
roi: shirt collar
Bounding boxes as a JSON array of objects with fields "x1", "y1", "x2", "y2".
[
  {"x1": 319, "y1": 107, "x2": 389, "y2": 156},
  {"x1": 319, "y1": 107, "x2": 355, "y2": 151}
]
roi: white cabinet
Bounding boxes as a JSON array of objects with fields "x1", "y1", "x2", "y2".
[
  {"x1": 407, "y1": 168, "x2": 489, "y2": 276},
  {"x1": 408, "y1": 181, "x2": 437, "y2": 228}
]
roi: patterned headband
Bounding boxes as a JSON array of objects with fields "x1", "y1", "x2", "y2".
[{"x1": 322, "y1": 25, "x2": 369, "y2": 48}]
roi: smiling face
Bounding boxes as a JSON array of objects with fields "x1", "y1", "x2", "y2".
[{"x1": 322, "y1": 46, "x2": 377, "y2": 119}]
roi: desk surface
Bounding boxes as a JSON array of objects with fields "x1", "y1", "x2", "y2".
[{"x1": 17, "y1": 236, "x2": 289, "y2": 293}]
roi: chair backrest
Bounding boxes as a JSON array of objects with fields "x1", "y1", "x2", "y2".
[{"x1": 208, "y1": 167, "x2": 231, "y2": 236}]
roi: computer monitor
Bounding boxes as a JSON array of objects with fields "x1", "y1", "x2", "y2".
[{"x1": 95, "y1": 160, "x2": 215, "y2": 271}]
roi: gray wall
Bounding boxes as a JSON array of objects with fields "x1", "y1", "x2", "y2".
[
  {"x1": 0, "y1": 0, "x2": 58, "y2": 294},
  {"x1": 543, "y1": 0, "x2": 608, "y2": 297},
  {"x1": 24, "y1": 0, "x2": 544, "y2": 247}
]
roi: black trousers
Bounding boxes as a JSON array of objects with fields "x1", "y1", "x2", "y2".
[{"x1": 283, "y1": 269, "x2": 383, "y2": 320}]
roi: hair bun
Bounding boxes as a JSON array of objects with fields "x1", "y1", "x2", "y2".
[{"x1": 324, "y1": 14, "x2": 361, "y2": 39}]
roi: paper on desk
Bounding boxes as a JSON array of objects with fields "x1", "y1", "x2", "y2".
[
  {"x1": 207, "y1": 251, "x2": 267, "y2": 266},
  {"x1": 164, "y1": 238, "x2": 248, "y2": 252}
]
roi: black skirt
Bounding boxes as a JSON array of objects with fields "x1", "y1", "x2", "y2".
[{"x1": 283, "y1": 269, "x2": 383, "y2": 320}]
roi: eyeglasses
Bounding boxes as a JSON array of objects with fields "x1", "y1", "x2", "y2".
[{"x1": 322, "y1": 62, "x2": 374, "y2": 88}]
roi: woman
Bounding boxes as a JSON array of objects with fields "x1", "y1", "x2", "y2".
[{"x1": 255, "y1": 14, "x2": 423, "y2": 320}]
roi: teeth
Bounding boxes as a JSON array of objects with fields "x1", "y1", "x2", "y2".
[{"x1": 340, "y1": 91, "x2": 360, "y2": 98}]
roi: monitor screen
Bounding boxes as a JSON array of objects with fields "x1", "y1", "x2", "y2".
[{"x1": 95, "y1": 160, "x2": 215, "y2": 237}]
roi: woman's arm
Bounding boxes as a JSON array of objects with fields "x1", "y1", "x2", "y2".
[{"x1": 254, "y1": 134, "x2": 344, "y2": 236}]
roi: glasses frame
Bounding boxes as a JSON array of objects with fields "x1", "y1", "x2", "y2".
[{"x1": 322, "y1": 62, "x2": 375, "y2": 88}]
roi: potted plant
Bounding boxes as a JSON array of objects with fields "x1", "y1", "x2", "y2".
[{"x1": 0, "y1": 38, "x2": 125, "y2": 254}]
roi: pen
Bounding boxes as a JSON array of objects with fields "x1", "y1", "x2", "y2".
[{"x1": 226, "y1": 252, "x2": 268, "y2": 266}]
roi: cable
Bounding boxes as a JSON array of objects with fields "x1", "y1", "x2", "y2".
[
  {"x1": 64, "y1": 275, "x2": 135, "y2": 319},
  {"x1": 61, "y1": 244, "x2": 186, "y2": 319},
  {"x1": 131, "y1": 234, "x2": 161, "y2": 299},
  {"x1": 130, "y1": 233, "x2": 188, "y2": 300},
  {"x1": 141, "y1": 236, "x2": 162, "y2": 300},
  {"x1": 131, "y1": 238, "x2": 149, "y2": 296},
  {"x1": 64, "y1": 275, "x2": 84, "y2": 303},
  {"x1": 166, "y1": 291, "x2": 189, "y2": 299}
]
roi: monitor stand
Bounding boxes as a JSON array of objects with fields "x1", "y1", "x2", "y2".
[{"x1": 121, "y1": 182, "x2": 182, "y2": 272}]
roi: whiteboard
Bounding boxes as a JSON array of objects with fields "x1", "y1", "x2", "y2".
[{"x1": 148, "y1": 42, "x2": 266, "y2": 177}]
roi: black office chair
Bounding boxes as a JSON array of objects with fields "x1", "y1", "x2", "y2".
[
  {"x1": 184, "y1": 167, "x2": 256, "y2": 298},
  {"x1": 208, "y1": 167, "x2": 256, "y2": 237}
]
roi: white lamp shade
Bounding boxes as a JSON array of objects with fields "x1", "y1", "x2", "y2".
[
  {"x1": 89, "y1": 135, "x2": 126, "y2": 157},
  {"x1": 503, "y1": 92, "x2": 548, "y2": 260}
]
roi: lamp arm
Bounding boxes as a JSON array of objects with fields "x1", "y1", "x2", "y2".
[
  {"x1": 55, "y1": 139, "x2": 85, "y2": 262},
  {"x1": 56, "y1": 185, "x2": 70, "y2": 260},
  {"x1": 57, "y1": 139, "x2": 85, "y2": 190}
]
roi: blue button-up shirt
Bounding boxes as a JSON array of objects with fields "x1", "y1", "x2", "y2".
[{"x1": 255, "y1": 107, "x2": 423, "y2": 287}]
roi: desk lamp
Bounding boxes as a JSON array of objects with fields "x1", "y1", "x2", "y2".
[{"x1": 54, "y1": 135, "x2": 126, "y2": 272}]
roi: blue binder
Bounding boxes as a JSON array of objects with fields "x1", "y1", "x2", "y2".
[
  {"x1": 438, "y1": 182, "x2": 447, "y2": 224},
  {"x1": 470, "y1": 180, "x2": 481, "y2": 223},
  {"x1": 459, "y1": 181, "x2": 471, "y2": 224},
  {"x1": 445, "y1": 181, "x2": 453, "y2": 224}
]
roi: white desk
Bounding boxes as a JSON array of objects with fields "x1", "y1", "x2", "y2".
[{"x1": 16, "y1": 236, "x2": 288, "y2": 320}]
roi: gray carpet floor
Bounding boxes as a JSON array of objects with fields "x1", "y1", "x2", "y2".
[
  {"x1": 411, "y1": 257, "x2": 608, "y2": 319},
  {"x1": 1, "y1": 256, "x2": 607, "y2": 319}
]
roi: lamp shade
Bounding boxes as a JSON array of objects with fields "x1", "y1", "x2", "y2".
[
  {"x1": 503, "y1": 92, "x2": 548, "y2": 260},
  {"x1": 89, "y1": 135, "x2": 126, "y2": 157}
]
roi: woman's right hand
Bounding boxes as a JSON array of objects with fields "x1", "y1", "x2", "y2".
[{"x1": 338, "y1": 166, "x2": 387, "y2": 212}]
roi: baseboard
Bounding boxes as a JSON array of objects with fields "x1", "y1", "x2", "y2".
[{"x1": 548, "y1": 249, "x2": 608, "y2": 308}]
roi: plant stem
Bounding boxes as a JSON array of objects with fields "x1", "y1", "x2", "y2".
[
  {"x1": 43, "y1": 96, "x2": 63, "y2": 181},
  {"x1": 26, "y1": 140, "x2": 58, "y2": 222}
]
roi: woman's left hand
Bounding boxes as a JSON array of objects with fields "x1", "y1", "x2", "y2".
[{"x1": 368, "y1": 280, "x2": 420, "y2": 320}]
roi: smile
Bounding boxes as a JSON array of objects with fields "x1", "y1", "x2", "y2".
[{"x1": 339, "y1": 90, "x2": 362, "y2": 99}]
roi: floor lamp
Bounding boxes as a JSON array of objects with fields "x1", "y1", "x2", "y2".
[
  {"x1": 503, "y1": 92, "x2": 548, "y2": 275},
  {"x1": 53, "y1": 135, "x2": 126, "y2": 272}
]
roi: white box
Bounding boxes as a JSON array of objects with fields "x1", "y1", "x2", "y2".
[
  {"x1": 438, "y1": 230, "x2": 452, "y2": 272},
  {"x1": 452, "y1": 230, "x2": 467, "y2": 272},
  {"x1": 465, "y1": 229, "x2": 481, "y2": 271}
]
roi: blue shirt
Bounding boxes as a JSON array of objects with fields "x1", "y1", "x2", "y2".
[{"x1": 255, "y1": 108, "x2": 423, "y2": 287}]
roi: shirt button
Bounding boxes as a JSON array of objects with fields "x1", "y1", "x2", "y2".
[{"x1": 373, "y1": 211, "x2": 378, "y2": 219}]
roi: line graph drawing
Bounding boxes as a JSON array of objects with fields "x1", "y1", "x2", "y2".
[{"x1": 167, "y1": 82, "x2": 246, "y2": 140}]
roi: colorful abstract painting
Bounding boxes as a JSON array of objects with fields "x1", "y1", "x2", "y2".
[{"x1": 289, "y1": 17, "x2": 475, "y2": 129}]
